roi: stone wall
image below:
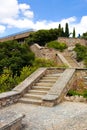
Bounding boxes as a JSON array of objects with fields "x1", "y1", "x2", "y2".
[{"x1": 58, "y1": 37, "x2": 87, "y2": 47}]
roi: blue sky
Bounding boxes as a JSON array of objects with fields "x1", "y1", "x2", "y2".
[{"x1": 0, "y1": 0, "x2": 87, "y2": 37}]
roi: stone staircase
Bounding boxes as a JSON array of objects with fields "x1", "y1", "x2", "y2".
[
  {"x1": 64, "y1": 55, "x2": 79, "y2": 68},
  {"x1": 19, "y1": 72, "x2": 61, "y2": 105},
  {"x1": 57, "y1": 52, "x2": 80, "y2": 68}
]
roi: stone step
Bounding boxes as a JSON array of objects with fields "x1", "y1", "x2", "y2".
[
  {"x1": 46, "y1": 73, "x2": 62, "y2": 77},
  {"x1": 24, "y1": 93, "x2": 43, "y2": 100},
  {"x1": 39, "y1": 79, "x2": 56, "y2": 83},
  {"x1": 65, "y1": 57, "x2": 78, "y2": 67},
  {"x1": 28, "y1": 89, "x2": 48, "y2": 95},
  {"x1": 19, "y1": 98, "x2": 42, "y2": 105},
  {"x1": 32, "y1": 86, "x2": 51, "y2": 90},
  {"x1": 35, "y1": 82, "x2": 53, "y2": 87},
  {"x1": 43, "y1": 77, "x2": 58, "y2": 80}
]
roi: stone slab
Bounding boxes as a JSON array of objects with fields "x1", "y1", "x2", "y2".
[{"x1": 0, "y1": 111, "x2": 24, "y2": 130}]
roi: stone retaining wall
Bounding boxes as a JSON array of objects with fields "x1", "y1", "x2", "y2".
[
  {"x1": 30, "y1": 44, "x2": 63, "y2": 66},
  {"x1": 58, "y1": 37, "x2": 87, "y2": 47}
]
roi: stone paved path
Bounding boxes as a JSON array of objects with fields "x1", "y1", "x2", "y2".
[{"x1": 1, "y1": 101, "x2": 87, "y2": 130}]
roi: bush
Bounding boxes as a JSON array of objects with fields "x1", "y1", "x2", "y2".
[
  {"x1": 83, "y1": 90, "x2": 87, "y2": 98},
  {"x1": 74, "y1": 43, "x2": 87, "y2": 62},
  {"x1": 33, "y1": 58, "x2": 58, "y2": 67},
  {"x1": 47, "y1": 41, "x2": 67, "y2": 51},
  {"x1": 67, "y1": 90, "x2": 81, "y2": 96},
  {"x1": 0, "y1": 58, "x2": 59, "y2": 93}
]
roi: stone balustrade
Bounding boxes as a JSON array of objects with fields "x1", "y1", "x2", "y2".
[{"x1": 0, "y1": 68, "x2": 47, "y2": 109}]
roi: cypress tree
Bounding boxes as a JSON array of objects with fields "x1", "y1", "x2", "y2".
[
  {"x1": 73, "y1": 27, "x2": 76, "y2": 38},
  {"x1": 65, "y1": 23, "x2": 69, "y2": 37}
]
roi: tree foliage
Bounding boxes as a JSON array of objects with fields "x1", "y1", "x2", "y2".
[
  {"x1": 26, "y1": 23, "x2": 71, "y2": 46},
  {"x1": 26, "y1": 29, "x2": 59, "y2": 46},
  {"x1": 73, "y1": 28, "x2": 76, "y2": 38},
  {"x1": 0, "y1": 40, "x2": 35, "y2": 77},
  {"x1": 65, "y1": 23, "x2": 69, "y2": 37},
  {"x1": 81, "y1": 32, "x2": 87, "y2": 39}
]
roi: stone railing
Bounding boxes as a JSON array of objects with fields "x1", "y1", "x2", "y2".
[
  {"x1": 0, "y1": 68, "x2": 47, "y2": 109},
  {"x1": 42, "y1": 68, "x2": 76, "y2": 106}
]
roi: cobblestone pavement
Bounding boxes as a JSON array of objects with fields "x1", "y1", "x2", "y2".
[{"x1": 1, "y1": 101, "x2": 87, "y2": 130}]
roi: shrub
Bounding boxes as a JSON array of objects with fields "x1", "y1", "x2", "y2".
[
  {"x1": 47, "y1": 41, "x2": 67, "y2": 51},
  {"x1": 33, "y1": 58, "x2": 58, "y2": 67},
  {"x1": 67, "y1": 90, "x2": 81, "y2": 96},
  {"x1": 74, "y1": 43, "x2": 87, "y2": 62}
]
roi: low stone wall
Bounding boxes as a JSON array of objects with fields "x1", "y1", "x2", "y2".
[
  {"x1": 0, "y1": 91, "x2": 21, "y2": 109},
  {"x1": 58, "y1": 37, "x2": 87, "y2": 47},
  {"x1": 0, "y1": 68, "x2": 47, "y2": 109},
  {"x1": 64, "y1": 95, "x2": 86, "y2": 102}
]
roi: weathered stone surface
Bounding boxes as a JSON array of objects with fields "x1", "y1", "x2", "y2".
[
  {"x1": 13, "y1": 67, "x2": 47, "y2": 93},
  {"x1": 0, "y1": 111, "x2": 24, "y2": 130},
  {"x1": 57, "y1": 53, "x2": 72, "y2": 67},
  {"x1": 64, "y1": 95, "x2": 86, "y2": 102},
  {"x1": 0, "y1": 68, "x2": 47, "y2": 109},
  {"x1": 42, "y1": 69, "x2": 75, "y2": 106},
  {"x1": 58, "y1": 37, "x2": 87, "y2": 47}
]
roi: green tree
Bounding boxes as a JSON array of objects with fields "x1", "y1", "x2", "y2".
[
  {"x1": 0, "y1": 40, "x2": 35, "y2": 77},
  {"x1": 73, "y1": 28, "x2": 76, "y2": 38},
  {"x1": 65, "y1": 23, "x2": 69, "y2": 37},
  {"x1": 26, "y1": 29, "x2": 59, "y2": 46},
  {"x1": 82, "y1": 32, "x2": 87, "y2": 39}
]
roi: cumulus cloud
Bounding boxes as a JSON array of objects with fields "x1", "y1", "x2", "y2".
[
  {"x1": 0, "y1": 0, "x2": 87, "y2": 36},
  {"x1": 0, "y1": 25, "x2": 6, "y2": 33},
  {"x1": 19, "y1": 3, "x2": 34, "y2": 19},
  {"x1": 0, "y1": 0, "x2": 19, "y2": 19}
]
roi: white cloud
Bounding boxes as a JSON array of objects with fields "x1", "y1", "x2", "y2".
[
  {"x1": 23, "y1": 10, "x2": 34, "y2": 19},
  {"x1": 0, "y1": 0, "x2": 87, "y2": 36},
  {"x1": 0, "y1": 0, "x2": 19, "y2": 19},
  {"x1": 19, "y1": 3, "x2": 34, "y2": 18},
  {"x1": 1, "y1": 18, "x2": 34, "y2": 28},
  {"x1": 0, "y1": 25, "x2": 6, "y2": 33},
  {"x1": 19, "y1": 3, "x2": 30, "y2": 11}
]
